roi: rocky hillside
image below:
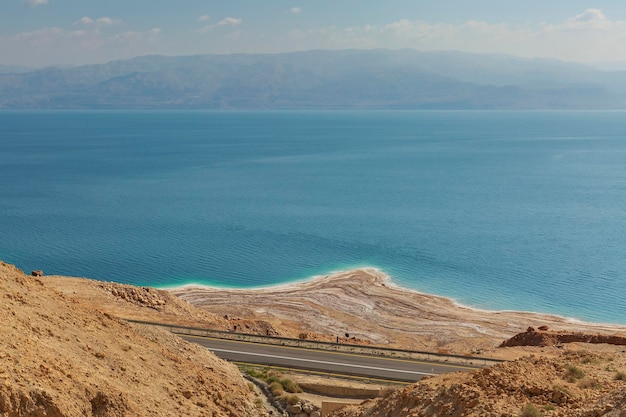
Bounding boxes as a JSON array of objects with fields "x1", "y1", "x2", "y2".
[
  {"x1": 43, "y1": 275, "x2": 282, "y2": 337},
  {"x1": 330, "y1": 353, "x2": 626, "y2": 417},
  {"x1": 0, "y1": 261, "x2": 266, "y2": 416},
  {"x1": 501, "y1": 327, "x2": 626, "y2": 348}
]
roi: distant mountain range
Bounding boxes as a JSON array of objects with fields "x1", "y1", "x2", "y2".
[
  {"x1": 2, "y1": 49, "x2": 626, "y2": 109},
  {"x1": 0, "y1": 64, "x2": 36, "y2": 74}
]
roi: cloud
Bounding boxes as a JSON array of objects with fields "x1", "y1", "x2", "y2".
[
  {"x1": 563, "y1": 9, "x2": 611, "y2": 30},
  {"x1": 111, "y1": 28, "x2": 161, "y2": 44},
  {"x1": 198, "y1": 17, "x2": 242, "y2": 32},
  {"x1": 75, "y1": 17, "x2": 122, "y2": 27},
  {"x1": 290, "y1": 7, "x2": 302, "y2": 14},
  {"x1": 281, "y1": 9, "x2": 626, "y2": 63},
  {"x1": 216, "y1": 17, "x2": 242, "y2": 27},
  {"x1": 198, "y1": 15, "x2": 210, "y2": 22},
  {"x1": 6, "y1": 8, "x2": 626, "y2": 66},
  {"x1": 11, "y1": 27, "x2": 63, "y2": 44},
  {"x1": 24, "y1": 0, "x2": 48, "y2": 7}
]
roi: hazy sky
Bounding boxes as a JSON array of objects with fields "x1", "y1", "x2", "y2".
[{"x1": 3, "y1": 0, "x2": 626, "y2": 67}]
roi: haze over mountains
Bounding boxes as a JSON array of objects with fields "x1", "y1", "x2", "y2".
[
  {"x1": 1, "y1": 49, "x2": 626, "y2": 109},
  {"x1": 0, "y1": 64, "x2": 35, "y2": 74}
]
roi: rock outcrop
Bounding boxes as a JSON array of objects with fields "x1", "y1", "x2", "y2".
[{"x1": 501, "y1": 329, "x2": 626, "y2": 348}]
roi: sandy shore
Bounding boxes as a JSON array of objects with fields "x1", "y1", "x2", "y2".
[{"x1": 170, "y1": 268, "x2": 626, "y2": 357}]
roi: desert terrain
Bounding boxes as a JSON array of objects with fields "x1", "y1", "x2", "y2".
[
  {"x1": 0, "y1": 261, "x2": 268, "y2": 417},
  {"x1": 6, "y1": 262, "x2": 626, "y2": 416}
]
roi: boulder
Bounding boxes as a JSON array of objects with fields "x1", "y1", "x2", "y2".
[
  {"x1": 31, "y1": 270, "x2": 43, "y2": 277},
  {"x1": 302, "y1": 402, "x2": 315, "y2": 414}
]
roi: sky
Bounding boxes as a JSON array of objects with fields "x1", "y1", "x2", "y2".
[{"x1": 3, "y1": 0, "x2": 626, "y2": 67}]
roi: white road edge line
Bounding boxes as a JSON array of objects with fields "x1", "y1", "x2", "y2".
[{"x1": 209, "y1": 348, "x2": 437, "y2": 376}]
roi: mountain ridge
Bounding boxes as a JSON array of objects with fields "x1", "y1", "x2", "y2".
[{"x1": 1, "y1": 49, "x2": 626, "y2": 109}]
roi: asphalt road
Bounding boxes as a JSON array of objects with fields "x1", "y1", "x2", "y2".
[{"x1": 182, "y1": 335, "x2": 476, "y2": 383}]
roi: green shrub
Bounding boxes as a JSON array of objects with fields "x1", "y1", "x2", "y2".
[
  {"x1": 614, "y1": 371, "x2": 626, "y2": 381},
  {"x1": 244, "y1": 366, "x2": 271, "y2": 380},
  {"x1": 284, "y1": 394, "x2": 301, "y2": 405},
  {"x1": 281, "y1": 379, "x2": 303, "y2": 393},
  {"x1": 268, "y1": 381, "x2": 284, "y2": 397},
  {"x1": 564, "y1": 364, "x2": 585, "y2": 382},
  {"x1": 580, "y1": 357, "x2": 601, "y2": 365},
  {"x1": 577, "y1": 378, "x2": 600, "y2": 389},
  {"x1": 520, "y1": 403, "x2": 540, "y2": 417},
  {"x1": 553, "y1": 385, "x2": 574, "y2": 398},
  {"x1": 266, "y1": 375, "x2": 282, "y2": 385}
]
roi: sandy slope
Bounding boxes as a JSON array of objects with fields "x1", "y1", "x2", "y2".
[
  {"x1": 0, "y1": 261, "x2": 266, "y2": 417},
  {"x1": 171, "y1": 268, "x2": 626, "y2": 357}
]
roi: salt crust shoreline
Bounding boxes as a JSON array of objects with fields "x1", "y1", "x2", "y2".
[
  {"x1": 167, "y1": 267, "x2": 624, "y2": 330},
  {"x1": 169, "y1": 268, "x2": 626, "y2": 352}
]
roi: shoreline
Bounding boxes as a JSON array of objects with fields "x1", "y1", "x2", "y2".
[
  {"x1": 166, "y1": 267, "x2": 626, "y2": 329},
  {"x1": 169, "y1": 268, "x2": 626, "y2": 355}
]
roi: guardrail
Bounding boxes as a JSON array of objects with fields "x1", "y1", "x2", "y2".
[{"x1": 127, "y1": 319, "x2": 505, "y2": 367}]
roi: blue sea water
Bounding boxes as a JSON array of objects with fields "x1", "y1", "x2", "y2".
[{"x1": 1, "y1": 110, "x2": 625, "y2": 324}]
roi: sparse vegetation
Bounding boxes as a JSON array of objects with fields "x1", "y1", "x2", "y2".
[
  {"x1": 577, "y1": 378, "x2": 601, "y2": 389},
  {"x1": 242, "y1": 366, "x2": 302, "y2": 398},
  {"x1": 244, "y1": 366, "x2": 270, "y2": 380},
  {"x1": 281, "y1": 378, "x2": 303, "y2": 393},
  {"x1": 614, "y1": 371, "x2": 626, "y2": 381},
  {"x1": 284, "y1": 394, "x2": 301, "y2": 405},
  {"x1": 520, "y1": 403, "x2": 540, "y2": 417},
  {"x1": 254, "y1": 398, "x2": 264, "y2": 409},
  {"x1": 266, "y1": 375, "x2": 281, "y2": 385},
  {"x1": 564, "y1": 364, "x2": 585, "y2": 382},
  {"x1": 269, "y1": 381, "x2": 284, "y2": 397},
  {"x1": 553, "y1": 385, "x2": 574, "y2": 399},
  {"x1": 580, "y1": 356, "x2": 601, "y2": 365}
]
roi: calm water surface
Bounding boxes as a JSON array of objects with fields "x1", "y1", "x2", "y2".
[{"x1": 1, "y1": 110, "x2": 625, "y2": 324}]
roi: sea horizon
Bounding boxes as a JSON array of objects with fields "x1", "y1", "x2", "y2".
[{"x1": 2, "y1": 110, "x2": 625, "y2": 325}]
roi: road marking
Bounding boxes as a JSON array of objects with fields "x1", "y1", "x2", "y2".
[
  {"x1": 209, "y1": 347, "x2": 437, "y2": 377},
  {"x1": 180, "y1": 334, "x2": 478, "y2": 371}
]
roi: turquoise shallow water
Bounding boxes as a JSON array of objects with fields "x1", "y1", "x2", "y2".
[{"x1": 1, "y1": 110, "x2": 625, "y2": 324}]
